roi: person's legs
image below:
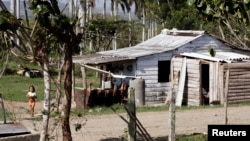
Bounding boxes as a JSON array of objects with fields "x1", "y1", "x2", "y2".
[
  {"x1": 29, "y1": 101, "x2": 35, "y2": 117},
  {"x1": 31, "y1": 107, "x2": 34, "y2": 117}
]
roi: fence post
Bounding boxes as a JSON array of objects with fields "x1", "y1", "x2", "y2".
[
  {"x1": 224, "y1": 68, "x2": 230, "y2": 125},
  {"x1": 169, "y1": 88, "x2": 176, "y2": 141},
  {"x1": 127, "y1": 87, "x2": 136, "y2": 141},
  {"x1": 0, "y1": 93, "x2": 7, "y2": 124},
  {"x1": 169, "y1": 60, "x2": 177, "y2": 141}
]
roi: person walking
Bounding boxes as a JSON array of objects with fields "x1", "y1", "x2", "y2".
[{"x1": 26, "y1": 85, "x2": 37, "y2": 117}]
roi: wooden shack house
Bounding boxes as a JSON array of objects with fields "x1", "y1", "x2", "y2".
[
  {"x1": 73, "y1": 28, "x2": 250, "y2": 106},
  {"x1": 172, "y1": 53, "x2": 250, "y2": 106}
]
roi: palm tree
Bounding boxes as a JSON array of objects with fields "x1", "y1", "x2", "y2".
[
  {"x1": 133, "y1": 0, "x2": 147, "y2": 41},
  {"x1": 110, "y1": 0, "x2": 131, "y2": 49},
  {"x1": 103, "y1": 0, "x2": 106, "y2": 18},
  {"x1": 69, "y1": 0, "x2": 75, "y2": 18}
]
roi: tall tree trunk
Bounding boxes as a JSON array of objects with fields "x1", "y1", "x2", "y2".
[
  {"x1": 16, "y1": 0, "x2": 20, "y2": 48},
  {"x1": 142, "y1": 6, "x2": 145, "y2": 42},
  {"x1": 103, "y1": 0, "x2": 106, "y2": 19},
  {"x1": 56, "y1": 46, "x2": 64, "y2": 111},
  {"x1": 128, "y1": 6, "x2": 131, "y2": 47},
  {"x1": 10, "y1": 0, "x2": 18, "y2": 45},
  {"x1": 78, "y1": 0, "x2": 88, "y2": 88},
  {"x1": 10, "y1": 0, "x2": 16, "y2": 15},
  {"x1": 112, "y1": 0, "x2": 117, "y2": 50},
  {"x1": 40, "y1": 48, "x2": 51, "y2": 141},
  {"x1": 89, "y1": 0, "x2": 93, "y2": 51},
  {"x1": 62, "y1": 44, "x2": 73, "y2": 141},
  {"x1": 69, "y1": 0, "x2": 74, "y2": 18},
  {"x1": 16, "y1": 0, "x2": 20, "y2": 19},
  {"x1": 78, "y1": 0, "x2": 86, "y2": 55}
]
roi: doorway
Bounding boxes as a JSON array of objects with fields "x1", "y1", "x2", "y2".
[{"x1": 201, "y1": 64, "x2": 209, "y2": 105}]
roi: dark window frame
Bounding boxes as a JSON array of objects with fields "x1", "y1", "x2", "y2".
[{"x1": 158, "y1": 60, "x2": 171, "y2": 82}]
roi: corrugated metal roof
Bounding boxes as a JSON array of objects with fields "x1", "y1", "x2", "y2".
[
  {"x1": 214, "y1": 52, "x2": 250, "y2": 61},
  {"x1": 73, "y1": 53, "x2": 135, "y2": 64},
  {"x1": 180, "y1": 51, "x2": 250, "y2": 63},
  {"x1": 98, "y1": 29, "x2": 204, "y2": 58},
  {"x1": 180, "y1": 52, "x2": 229, "y2": 62},
  {"x1": 73, "y1": 29, "x2": 250, "y2": 65},
  {"x1": 73, "y1": 29, "x2": 205, "y2": 64}
]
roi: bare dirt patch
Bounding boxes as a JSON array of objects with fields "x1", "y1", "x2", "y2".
[{"x1": 2, "y1": 100, "x2": 250, "y2": 141}]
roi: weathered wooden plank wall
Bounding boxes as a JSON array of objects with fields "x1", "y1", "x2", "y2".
[
  {"x1": 185, "y1": 58, "x2": 201, "y2": 106},
  {"x1": 209, "y1": 62, "x2": 224, "y2": 104},
  {"x1": 224, "y1": 63, "x2": 250, "y2": 103},
  {"x1": 172, "y1": 57, "x2": 201, "y2": 106},
  {"x1": 136, "y1": 53, "x2": 172, "y2": 104}
]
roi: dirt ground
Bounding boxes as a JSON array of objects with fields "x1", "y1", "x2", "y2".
[{"x1": 2, "y1": 100, "x2": 250, "y2": 141}]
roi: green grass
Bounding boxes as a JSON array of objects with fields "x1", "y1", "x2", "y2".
[
  {"x1": 0, "y1": 67, "x2": 100, "y2": 103},
  {"x1": 0, "y1": 75, "x2": 56, "y2": 102},
  {"x1": 74, "y1": 64, "x2": 101, "y2": 88}
]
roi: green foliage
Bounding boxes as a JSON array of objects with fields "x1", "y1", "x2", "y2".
[
  {"x1": 142, "y1": 0, "x2": 218, "y2": 31},
  {"x1": 0, "y1": 10, "x2": 19, "y2": 32},
  {"x1": 188, "y1": 0, "x2": 250, "y2": 25},
  {"x1": 165, "y1": 5, "x2": 205, "y2": 30},
  {"x1": 29, "y1": 0, "x2": 82, "y2": 48},
  {"x1": 208, "y1": 46, "x2": 216, "y2": 57},
  {"x1": 84, "y1": 15, "x2": 143, "y2": 52},
  {"x1": 87, "y1": 19, "x2": 120, "y2": 36},
  {"x1": 187, "y1": 0, "x2": 250, "y2": 48}
]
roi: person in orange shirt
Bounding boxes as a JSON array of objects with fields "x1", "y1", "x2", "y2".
[{"x1": 26, "y1": 85, "x2": 37, "y2": 117}]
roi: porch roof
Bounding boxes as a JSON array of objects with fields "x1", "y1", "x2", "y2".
[{"x1": 180, "y1": 52, "x2": 250, "y2": 63}]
